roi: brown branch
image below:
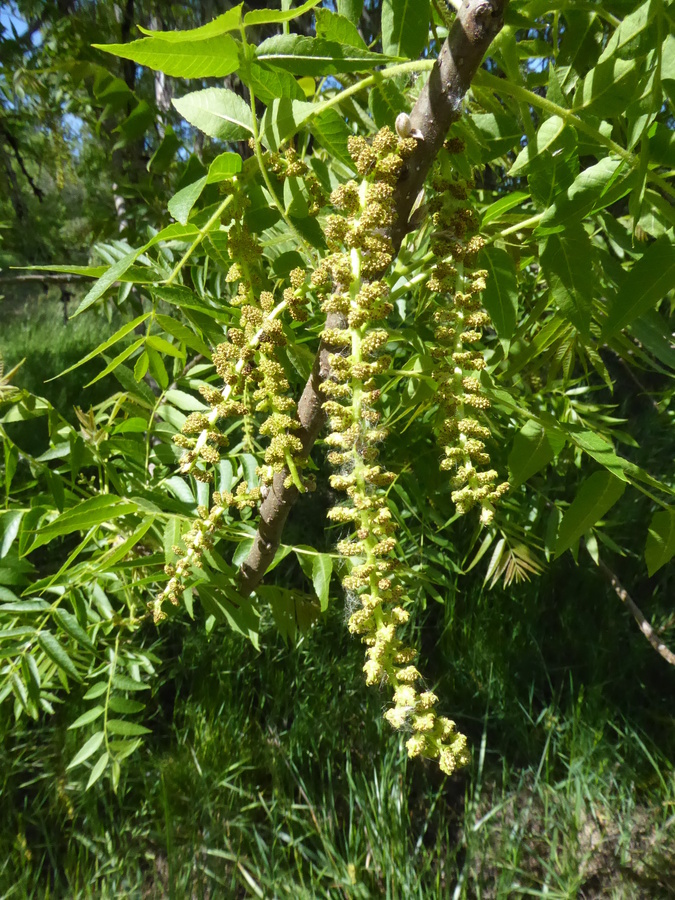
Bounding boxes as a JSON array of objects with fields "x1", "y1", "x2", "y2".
[
  {"x1": 237, "y1": 0, "x2": 508, "y2": 595},
  {"x1": 598, "y1": 558, "x2": 675, "y2": 666},
  {"x1": 1, "y1": 126, "x2": 44, "y2": 203}
]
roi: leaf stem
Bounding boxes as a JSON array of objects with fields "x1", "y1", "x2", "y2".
[
  {"x1": 246, "y1": 78, "x2": 317, "y2": 265},
  {"x1": 165, "y1": 194, "x2": 235, "y2": 286}
]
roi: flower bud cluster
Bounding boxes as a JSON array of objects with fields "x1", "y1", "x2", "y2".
[
  {"x1": 152, "y1": 484, "x2": 260, "y2": 623},
  {"x1": 322, "y1": 128, "x2": 469, "y2": 776},
  {"x1": 426, "y1": 166, "x2": 509, "y2": 524},
  {"x1": 163, "y1": 181, "x2": 314, "y2": 612},
  {"x1": 173, "y1": 191, "x2": 309, "y2": 492},
  {"x1": 265, "y1": 146, "x2": 327, "y2": 217}
]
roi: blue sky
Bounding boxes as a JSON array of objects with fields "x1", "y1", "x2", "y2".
[{"x1": 0, "y1": 1, "x2": 41, "y2": 44}]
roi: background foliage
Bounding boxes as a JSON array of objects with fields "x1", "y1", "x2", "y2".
[{"x1": 1, "y1": 0, "x2": 674, "y2": 895}]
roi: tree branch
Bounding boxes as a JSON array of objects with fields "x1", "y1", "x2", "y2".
[
  {"x1": 598, "y1": 559, "x2": 675, "y2": 667},
  {"x1": 237, "y1": 0, "x2": 508, "y2": 595},
  {"x1": 0, "y1": 124, "x2": 44, "y2": 203}
]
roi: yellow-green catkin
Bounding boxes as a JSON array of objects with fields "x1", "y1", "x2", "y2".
[
  {"x1": 320, "y1": 129, "x2": 469, "y2": 776},
  {"x1": 427, "y1": 157, "x2": 509, "y2": 525},
  {"x1": 157, "y1": 180, "x2": 313, "y2": 621},
  {"x1": 266, "y1": 145, "x2": 328, "y2": 217},
  {"x1": 153, "y1": 485, "x2": 260, "y2": 623},
  {"x1": 172, "y1": 181, "x2": 310, "y2": 492}
]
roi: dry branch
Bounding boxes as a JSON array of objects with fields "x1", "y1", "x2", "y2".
[
  {"x1": 238, "y1": 0, "x2": 508, "y2": 595},
  {"x1": 598, "y1": 559, "x2": 675, "y2": 667}
]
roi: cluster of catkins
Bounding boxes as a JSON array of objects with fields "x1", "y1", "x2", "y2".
[
  {"x1": 426, "y1": 159, "x2": 509, "y2": 524},
  {"x1": 157, "y1": 130, "x2": 508, "y2": 777},
  {"x1": 317, "y1": 129, "x2": 469, "y2": 776},
  {"x1": 153, "y1": 484, "x2": 259, "y2": 623},
  {"x1": 173, "y1": 183, "x2": 310, "y2": 492},
  {"x1": 156, "y1": 179, "x2": 313, "y2": 621}
]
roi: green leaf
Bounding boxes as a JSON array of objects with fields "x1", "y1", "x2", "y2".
[
  {"x1": 481, "y1": 191, "x2": 529, "y2": 227},
  {"x1": 84, "y1": 682, "x2": 108, "y2": 700},
  {"x1": 148, "y1": 127, "x2": 180, "y2": 173},
  {"x1": 309, "y1": 109, "x2": 354, "y2": 168},
  {"x1": 540, "y1": 224, "x2": 594, "y2": 337},
  {"x1": 315, "y1": 9, "x2": 367, "y2": 50},
  {"x1": 311, "y1": 554, "x2": 333, "y2": 611},
  {"x1": 602, "y1": 236, "x2": 675, "y2": 339},
  {"x1": 86, "y1": 752, "x2": 109, "y2": 789},
  {"x1": 198, "y1": 578, "x2": 260, "y2": 648},
  {"x1": 163, "y1": 516, "x2": 183, "y2": 566},
  {"x1": 577, "y1": 56, "x2": 642, "y2": 118},
  {"x1": 478, "y1": 246, "x2": 518, "y2": 345},
  {"x1": 107, "y1": 738, "x2": 143, "y2": 760},
  {"x1": 68, "y1": 707, "x2": 104, "y2": 730},
  {"x1": 173, "y1": 88, "x2": 254, "y2": 142},
  {"x1": 569, "y1": 431, "x2": 630, "y2": 483},
  {"x1": 108, "y1": 696, "x2": 146, "y2": 714},
  {"x1": 164, "y1": 389, "x2": 207, "y2": 412},
  {"x1": 0, "y1": 599, "x2": 50, "y2": 613},
  {"x1": 244, "y1": 0, "x2": 322, "y2": 26},
  {"x1": 72, "y1": 249, "x2": 139, "y2": 317},
  {"x1": 146, "y1": 335, "x2": 184, "y2": 358},
  {"x1": 47, "y1": 313, "x2": 152, "y2": 381},
  {"x1": 337, "y1": 0, "x2": 363, "y2": 25},
  {"x1": 554, "y1": 471, "x2": 626, "y2": 557},
  {"x1": 369, "y1": 76, "x2": 408, "y2": 130},
  {"x1": 38, "y1": 632, "x2": 80, "y2": 681},
  {"x1": 630, "y1": 310, "x2": 675, "y2": 370},
  {"x1": 467, "y1": 113, "x2": 531, "y2": 165},
  {"x1": 1, "y1": 510, "x2": 25, "y2": 558},
  {"x1": 68, "y1": 731, "x2": 105, "y2": 769},
  {"x1": 94, "y1": 35, "x2": 239, "y2": 79},
  {"x1": 260, "y1": 98, "x2": 313, "y2": 151},
  {"x1": 106, "y1": 719, "x2": 152, "y2": 736},
  {"x1": 112, "y1": 674, "x2": 150, "y2": 691},
  {"x1": 240, "y1": 62, "x2": 306, "y2": 104},
  {"x1": 509, "y1": 116, "x2": 566, "y2": 176},
  {"x1": 93, "y1": 515, "x2": 156, "y2": 573},
  {"x1": 27, "y1": 496, "x2": 138, "y2": 553},
  {"x1": 53, "y1": 609, "x2": 95, "y2": 651},
  {"x1": 264, "y1": 586, "x2": 320, "y2": 643},
  {"x1": 85, "y1": 337, "x2": 146, "y2": 387},
  {"x1": 508, "y1": 421, "x2": 557, "y2": 487},
  {"x1": 137, "y1": 6, "x2": 243, "y2": 41},
  {"x1": 206, "y1": 151, "x2": 243, "y2": 183},
  {"x1": 537, "y1": 158, "x2": 623, "y2": 233},
  {"x1": 150, "y1": 285, "x2": 198, "y2": 309},
  {"x1": 168, "y1": 176, "x2": 207, "y2": 225},
  {"x1": 382, "y1": 0, "x2": 429, "y2": 61},
  {"x1": 645, "y1": 509, "x2": 675, "y2": 576},
  {"x1": 598, "y1": 0, "x2": 655, "y2": 62},
  {"x1": 255, "y1": 34, "x2": 391, "y2": 76}
]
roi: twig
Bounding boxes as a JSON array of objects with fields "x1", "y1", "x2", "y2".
[
  {"x1": 238, "y1": 0, "x2": 508, "y2": 595},
  {"x1": 598, "y1": 558, "x2": 675, "y2": 666}
]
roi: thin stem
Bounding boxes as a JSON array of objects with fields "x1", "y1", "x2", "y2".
[
  {"x1": 165, "y1": 194, "x2": 235, "y2": 285},
  {"x1": 309, "y1": 60, "x2": 435, "y2": 123},
  {"x1": 246, "y1": 75, "x2": 316, "y2": 265},
  {"x1": 497, "y1": 211, "x2": 544, "y2": 238}
]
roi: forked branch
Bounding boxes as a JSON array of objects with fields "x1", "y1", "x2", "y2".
[{"x1": 238, "y1": 0, "x2": 508, "y2": 594}]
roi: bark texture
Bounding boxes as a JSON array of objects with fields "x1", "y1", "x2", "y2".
[{"x1": 238, "y1": 0, "x2": 508, "y2": 595}]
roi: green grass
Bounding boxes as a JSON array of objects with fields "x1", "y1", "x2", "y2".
[
  {"x1": 1, "y1": 568, "x2": 674, "y2": 899},
  {"x1": 0, "y1": 290, "x2": 123, "y2": 419}
]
